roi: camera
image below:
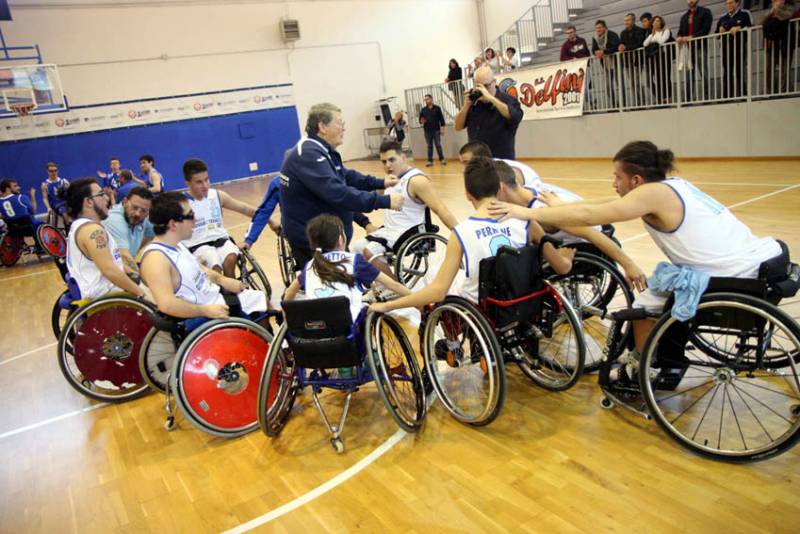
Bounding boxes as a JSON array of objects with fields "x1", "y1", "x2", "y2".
[{"x1": 468, "y1": 89, "x2": 482, "y2": 102}]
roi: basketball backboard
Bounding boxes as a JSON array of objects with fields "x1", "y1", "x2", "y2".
[{"x1": 0, "y1": 64, "x2": 66, "y2": 117}]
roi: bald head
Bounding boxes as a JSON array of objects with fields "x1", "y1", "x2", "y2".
[{"x1": 474, "y1": 66, "x2": 495, "y2": 85}]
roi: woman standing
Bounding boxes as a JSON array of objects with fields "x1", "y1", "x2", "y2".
[
  {"x1": 444, "y1": 58, "x2": 464, "y2": 106},
  {"x1": 644, "y1": 16, "x2": 674, "y2": 104}
]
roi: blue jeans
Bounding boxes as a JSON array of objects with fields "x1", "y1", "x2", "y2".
[{"x1": 424, "y1": 129, "x2": 444, "y2": 162}]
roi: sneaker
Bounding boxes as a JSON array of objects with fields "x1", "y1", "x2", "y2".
[
  {"x1": 440, "y1": 160, "x2": 447, "y2": 166},
  {"x1": 425, "y1": 161, "x2": 434, "y2": 167}
]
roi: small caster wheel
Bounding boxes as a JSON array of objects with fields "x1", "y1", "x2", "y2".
[
  {"x1": 791, "y1": 404, "x2": 800, "y2": 417},
  {"x1": 81, "y1": 379, "x2": 92, "y2": 390},
  {"x1": 600, "y1": 397, "x2": 614, "y2": 410},
  {"x1": 165, "y1": 416, "x2": 175, "y2": 431},
  {"x1": 331, "y1": 438, "x2": 345, "y2": 454}
]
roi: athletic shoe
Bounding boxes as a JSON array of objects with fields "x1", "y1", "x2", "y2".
[
  {"x1": 440, "y1": 160, "x2": 447, "y2": 166},
  {"x1": 425, "y1": 161, "x2": 434, "y2": 167}
]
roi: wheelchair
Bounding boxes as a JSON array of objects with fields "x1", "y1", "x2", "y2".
[
  {"x1": 366, "y1": 209, "x2": 448, "y2": 289},
  {"x1": 257, "y1": 296, "x2": 426, "y2": 453},
  {"x1": 277, "y1": 232, "x2": 296, "y2": 287},
  {"x1": 420, "y1": 241, "x2": 586, "y2": 426},
  {"x1": 544, "y1": 225, "x2": 635, "y2": 372},
  {"x1": 188, "y1": 236, "x2": 272, "y2": 299},
  {"x1": 598, "y1": 242, "x2": 800, "y2": 462},
  {"x1": 0, "y1": 218, "x2": 46, "y2": 267}
]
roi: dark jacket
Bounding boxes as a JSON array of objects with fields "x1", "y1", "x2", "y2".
[
  {"x1": 560, "y1": 37, "x2": 591, "y2": 61},
  {"x1": 419, "y1": 104, "x2": 446, "y2": 133},
  {"x1": 620, "y1": 25, "x2": 647, "y2": 51},
  {"x1": 464, "y1": 88, "x2": 524, "y2": 160},
  {"x1": 591, "y1": 30, "x2": 620, "y2": 55},
  {"x1": 678, "y1": 5, "x2": 713, "y2": 37},
  {"x1": 279, "y1": 135, "x2": 389, "y2": 249}
]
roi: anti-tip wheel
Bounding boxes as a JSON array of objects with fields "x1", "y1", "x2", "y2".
[
  {"x1": 165, "y1": 416, "x2": 176, "y2": 431},
  {"x1": 792, "y1": 404, "x2": 800, "y2": 417},
  {"x1": 331, "y1": 438, "x2": 345, "y2": 454},
  {"x1": 600, "y1": 397, "x2": 615, "y2": 410}
]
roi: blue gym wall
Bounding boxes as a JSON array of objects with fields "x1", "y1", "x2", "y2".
[{"x1": 0, "y1": 105, "x2": 301, "y2": 213}]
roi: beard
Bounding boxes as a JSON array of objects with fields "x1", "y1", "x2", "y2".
[{"x1": 92, "y1": 199, "x2": 109, "y2": 221}]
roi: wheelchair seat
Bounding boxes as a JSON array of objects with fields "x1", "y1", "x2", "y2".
[
  {"x1": 5, "y1": 218, "x2": 37, "y2": 238},
  {"x1": 282, "y1": 296, "x2": 361, "y2": 369}
]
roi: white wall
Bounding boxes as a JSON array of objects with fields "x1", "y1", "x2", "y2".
[
  {"x1": 2, "y1": 0, "x2": 479, "y2": 161},
  {"x1": 483, "y1": 0, "x2": 537, "y2": 46}
]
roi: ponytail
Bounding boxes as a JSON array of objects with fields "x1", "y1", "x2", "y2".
[
  {"x1": 311, "y1": 248, "x2": 355, "y2": 288},
  {"x1": 613, "y1": 141, "x2": 675, "y2": 182},
  {"x1": 306, "y1": 214, "x2": 355, "y2": 288}
]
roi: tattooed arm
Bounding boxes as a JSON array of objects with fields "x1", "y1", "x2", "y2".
[{"x1": 76, "y1": 223, "x2": 144, "y2": 296}]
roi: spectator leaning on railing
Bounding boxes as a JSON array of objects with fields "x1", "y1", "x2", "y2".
[
  {"x1": 592, "y1": 20, "x2": 621, "y2": 107},
  {"x1": 619, "y1": 13, "x2": 648, "y2": 106},
  {"x1": 677, "y1": 0, "x2": 714, "y2": 101},
  {"x1": 644, "y1": 15, "x2": 675, "y2": 104},
  {"x1": 561, "y1": 25, "x2": 591, "y2": 61},
  {"x1": 717, "y1": 0, "x2": 754, "y2": 99},
  {"x1": 761, "y1": 0, "x2": 797, "y2": 94},
  {"x1": 445, "y1": 58, "x2": 464, "y2": 106}
]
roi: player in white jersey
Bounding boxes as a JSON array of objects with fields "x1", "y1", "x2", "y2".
[
  {"x1": 140, "y1": 192, "x2": 267, "y2": 321},
  {"x1": 458, "y1": 140, "x2": 542, "y2": 189},
  {"x1": 181, "y1": 158, "x2": 258, "y2": 278},
  {"x1": 370, "y1": 157, "x2": 574, "y2": 315},
  {"x1": 350, "y1": 140, "x2": 458, "y2": 276},
  {"x1": 64, "y1": 178, "x2": 146, "y2": 300},
  {"x1": 488, "y1": 140, "x2": 783, "y2": 351},
  {"x1": 284, "y1": 214, "x2": 410, "y2": 324}
]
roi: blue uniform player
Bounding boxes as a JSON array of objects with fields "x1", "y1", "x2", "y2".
[
  {"x1": 1, "y1": 179, "x2": 42, "y2": 233},
  {"x1": 40, "y1": 162, "x2": 69, "y2": 223},
  {"x1": 97, "y1": 157, "x2": 122, "y2": 202},
  {"x1": 115, "y1": 170, "x2": 138, "y2": 204}
]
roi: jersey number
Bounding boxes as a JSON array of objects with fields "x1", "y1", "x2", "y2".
[{"x1": 2, "y1": 201, "x2": 15, "y2": 218}]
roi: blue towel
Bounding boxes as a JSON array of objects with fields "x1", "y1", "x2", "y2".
[{"x1": 647, "y1": 262, "x2": 710, "y2": 321}]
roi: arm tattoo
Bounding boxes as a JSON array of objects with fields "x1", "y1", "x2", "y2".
[
  {"x1": 123, "y1": 255, "x2": 139, "y2": 274},
  {"x1": 89, "y1": 229, "x2": 108, "y2": 249}
]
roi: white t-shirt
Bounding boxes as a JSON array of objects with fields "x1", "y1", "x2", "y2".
[
  {"x1": 66, "y1": 218, "x2": 124, "y2": 299},
  {"x1": 298, "y1": 251, "x2": 381, "y2": 322},
  {"x1": 184, "y1": 189, "x2": 229, "y2": 247},
  {"x1": 381, "y1": 167, "x2": 428, "y2": 237}
]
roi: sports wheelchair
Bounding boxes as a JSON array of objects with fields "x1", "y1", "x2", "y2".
[
  {"x1": 0, "y1": 218, "x2": 46, "y2": 267},
  {"x1": 189, "y1": 236, "x2": 272, "y2": 299},
  {"x1": 257, "y1": 296, "x2": 426, "y2": 453},
  {"x1": 366, "y1": 209, "x2": 448, "y2": 289},
  {"x1": 544, "y1": 225, "x2": 635, "y2": 372},
  {"x1": 599, "y1": 242, "x2": 800, "y2": 462},
  {"x1": 420, "y1": 241, "x2": 586, "y2": 426}
]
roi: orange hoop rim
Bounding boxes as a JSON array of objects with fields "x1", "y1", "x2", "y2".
[{"x1": 10, "y1": 104, "x2": 35, "y2": 116}]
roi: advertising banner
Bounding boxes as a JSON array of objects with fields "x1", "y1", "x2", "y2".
[{"x1": 496, "y1": 59, "x2": 588, "y2": 120}]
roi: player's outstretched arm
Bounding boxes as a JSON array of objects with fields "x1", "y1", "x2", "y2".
[
  {"x1": 411, "y1": 176, "x2": 459, "y2": 229},
  {"x1": 565, "y1": 226, "x2": 647, "y2": 292},
  {"x1": 219, "y1": 190, "x2": 257, "y2": 218}
]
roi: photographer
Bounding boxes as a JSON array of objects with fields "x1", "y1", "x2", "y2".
[{"x1": 454, "y1": 66, "x2": 523, "y2": 160}]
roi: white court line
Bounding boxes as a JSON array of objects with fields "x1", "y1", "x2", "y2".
[
  {"x1": 0, "y1": 342, "x2": 56, "y2": 366},
  {"x1": 0, "y1": 267, "x2": 58, "y2": 283},
  {"x1": 0, "y1": 403, "x2": 107, "y2": 441}
]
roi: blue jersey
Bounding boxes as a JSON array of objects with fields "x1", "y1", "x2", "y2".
[
  {"x1": 43, "y1": 178, "x2": 68, "y2": 210},
  {"x1": 244, "y1": 176, "x2": 281, "y2": 246},
  {"x1": 103, "y1": 172, "x2": 121, "y2": 190},
  {"x1": 1, "y1": 193, "x2": 37, "y2": 224},
  {"x1": 115, "y1": 181, "x2": 137, "y2": 203}
]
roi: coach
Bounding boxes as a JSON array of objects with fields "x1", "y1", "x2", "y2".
[
  {"x1": 454, "y1": 66, "x2": 523, "y2": 160},
  {"x1": 280, "y1": 103, "x2": 403, "y2": 268}
]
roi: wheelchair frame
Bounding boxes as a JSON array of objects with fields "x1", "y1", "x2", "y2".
[
  {"x1": 0, "y1": 219, "x2": 46, "y2": 267},
  {"x1": 277, "y1": 232, "x2": 296, "y2": 287}
]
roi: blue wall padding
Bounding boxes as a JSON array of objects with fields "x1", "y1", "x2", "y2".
[{"x1": 0, "y1": 105, "x2": 300, "y2": 212}]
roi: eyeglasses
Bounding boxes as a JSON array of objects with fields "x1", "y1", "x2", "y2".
[
  {"x1": 48, "y1": 169, "x2": 58, "y2": 173},
  {"x1": 89, "y1": 191, "x2": 108, "y2": 200},
  {"x1": 174, "y1": 210, "x2": 195, "y2": 222}
]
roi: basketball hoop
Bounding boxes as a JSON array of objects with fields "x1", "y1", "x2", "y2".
[{"x1": 11, "y1": 104, "x2": 35, "y2": 117}]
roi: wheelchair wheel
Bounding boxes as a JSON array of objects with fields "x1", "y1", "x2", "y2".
[
  {"x1": 365, "y1": 312, "x2": 426, "y2": 432},
  {"x1": 256, "y1": 323, "x2": 298, "y2": 437},
  {"x1": 0, "y1": 234, "x2": 23, "y2": 266},
  {"x1": 394, "y1": 232, "x2": 448, "y2": 290},
  {"x1": 139, "y1": 327, "x2": 179, "y2": 392},
  {"x1": 57, "y1": 295, "x2": 154, "y2": 402},
  {"x1": 547, "y1": 253, "x2": 633, "y2": 372},
  {"x1": 423, "y1": 297, "x2": 505, "y2": 426},
  {"x1": 36, "y1": 224, "x2": 67, "y2": 259},
  {"x1": 516, "y1": 284, "x2": 586, "y2": 391},
  {"x1": 171, "y1": 318, "x2": 272, "y2": 438},
  {"x1": 238, "y1": 249, "x2": 272, "y2": 300},
  {"x1": 639, "y1": 293, "x2": 800, "y2": 462},
  {"x1": 51, "y1": 290, "x2": 76, "y2": 342},
  {"x1": 277, "y1": 233, "x2": 296, "y2": 287}
]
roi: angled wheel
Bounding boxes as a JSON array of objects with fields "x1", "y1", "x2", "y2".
[
  {"x1": 0, "y1": 234, "x2": 23, "y2": 266},
  {"x1": 516, "y1": 284, "x2": 586, "y2": 391},
  {"x1": 394, "y1": 232, "x2": 448, "y2": 290},
  {"x1": 36, "y1": 224, "x2": 67, "y2": 259},
  {"x1": 139, "y1": 327, "x2": 180, "y2": 392},
  {"x1": 365, "y1": 312, "x2": 426, "y2": 432},
  {"x1": 546, "y1": 253, "x2": 633, "y2": 372},
  {"x1": 640, "y1": 293, "x2": 800, "y2": 462},
  {"x1": 257, "y1": 323, "x2": 298, "y2": 437},
  {"x1": 277, "y1": 233, "x2": 296, "y2": 287},
  {"x1": 423, "y1": 297, "x2": 505, "y2": 426},
  {"x1": 57, "y1": 294, "x2": 154, "y2": 402},
  {"x1": 51, "y1": 290, "x2": 76, "y2": 342},
  {"x1": 238, "y1": 249, "x2": 272, "y2": 300},
  {"x1": 171, "y1": 318, "x2": 272, "y2": 438}
]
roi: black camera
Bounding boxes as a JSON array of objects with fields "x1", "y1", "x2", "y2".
[{"x1": 468, "y1": 89, "x2": 482, "y2": 102}]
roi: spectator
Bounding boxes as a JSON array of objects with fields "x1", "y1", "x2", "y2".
[
  {"x1": 761, "y1": 0, "x2": 797, "y2": 94},
  {"x1": 280, "y1": 103, "x2": 403, "y2": 269},
  {"x1": 385, "y1": 111, "x2": 406, "y2": 145},
  {"x1": 561, "y1": 25, "x2": 591, "y2": 61},
  {"x1": 640, "y1": 12, "x2": 654, "y2": 31},
  {"x1": 501, "y1": 47, "x2": 521, "y2": 72},
  {"x1": 677, "y1": 0, "x2": 714, "y2": 102},
  {"x1": 619, "y1": 13, "x2": 648, "y2": 106},
  {"x1": 592, "y1": 20, "x2": 621, "y2": 108},
  {"x1": 717, "y1": 0, "x2": 753, "y2": 99},
  {"x1": 419, "y1": 94, "x2": 446, "y2": 167},
  {"x1": 444, "y1": 58, "x2": 464, "y2": 106},
  {"x1": 644, "y1": 16, "x2": 675, "y2": 103},
  {"x1": 484, "y1": 48, "x2": 501, "y2": 73},
  {"x1": 454, "y1": 66, "x2": 523, "y2": 160},
  {"x1": 466, "y1": 56, "x2": 484, "y2": 78},
  {"x1": 102, "y1": 186, "x2": 154, "y2": 277},
  {"x1": 115, "y1": 170, "x2": 138, "y2": 203}
]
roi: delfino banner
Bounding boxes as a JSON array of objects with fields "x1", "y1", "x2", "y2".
[{"x1": 496, "y1": 59, "x2": 588, "y2": 121}]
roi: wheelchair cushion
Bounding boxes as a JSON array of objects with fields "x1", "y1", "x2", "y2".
[
  {"x1": 478, "y1": 245, "x2": 545, "y2": 329},
  {"x1": 5, "y1": 219, "x2": 36, "y2": 238},
  {"x1": 282, "y1": 296, "x2": 362, "y2": 368}
]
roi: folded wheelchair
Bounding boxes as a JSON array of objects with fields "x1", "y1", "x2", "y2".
[
  {"x1": 257, "y1": 296, "x2": 426, "y2": 453},
  {"x1": 420, "y1": 240, "x2": 586, "y2": 426},
  {"x1": 599, "y1": 241, "x2": 800, "y2": 462}
]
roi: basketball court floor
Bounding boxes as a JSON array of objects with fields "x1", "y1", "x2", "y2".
[{"x1": 1, "y1": 158, "x2": 798, "y2": 532}]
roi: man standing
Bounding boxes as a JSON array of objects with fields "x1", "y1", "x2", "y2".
[
  {"x1": 619, "y1": 13, "x2": 648, "y2": 106},
  {"x1": 134, "y1": 154, "x2": 165, "y2": 194},
  {"x1": 280, "y1": 103, "x2": 403, "y2": 269},
  {"x1": 102, "y1": 186, "x2": 154, "y2": 278},
  {"x1": 592, "y1": 20, "x2": 621, "y2": 108},
  {"x1": 418, "y1": 94, "x2": 446, "y2": 167},
  {"x1": 717, "y1": 0, "x2": 753, "y2": 98},
  {"x1": 677, "y1": 0, "x2": 714, "y2": 102},
  {"x1": 560, "y1": 25, "x2": 591, "y2": 61},
  {"x1": 640, "y1": 12, "x2": 653, "y2": 31},
  {"x1": 454, "y1": 66, "x2": 523, "y2": 160}
]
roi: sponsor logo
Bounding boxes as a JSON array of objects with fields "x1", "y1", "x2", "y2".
[
  {"x1": 193, "y1": 102, "x2": 214, "y2": 111},
  {"x1": 55, "y1": 118, "x2": 65, "y2": 127},
  {"x1": 128, "y1": 109, "x2": 152, "y2": 119},
  {"x1": 518, "y1": 68, "x2": 586, "y2": 108},
  {"x1": 54, "y1": 117, "x2": 80, "y2": 128}
]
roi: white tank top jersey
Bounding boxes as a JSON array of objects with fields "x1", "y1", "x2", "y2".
[
  {"x1": 184, "y1": 189, "x2": 228, "y2": 247},
  {"x1": 525, "y1": 184, "x2": 600, "y2": 245},
  {"x1": 450, "y1": 216, "x2": 530, "y2": 302},
  {"x1": 646, "y1": 177, "x2": 781, "y2": 278},
  {"x1": 141, "y1": 242, "x2": 221, "y2": 305},
  {"x1": 382, "y1": 167, "x2": 428, "y2": 233},
  {"x1": 498, "y1": 158, "x2": 542, "y2": 189},
  {"x1": 299, "y1": 251, "x2": 380, "y2": 322},
  {"x1": 66, "y1": 218, "x2": 124, "y2": 299}
]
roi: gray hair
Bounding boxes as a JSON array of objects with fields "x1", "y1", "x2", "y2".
[{"x1": 305, "y1": 103, "x2": 342, "y2": 136}]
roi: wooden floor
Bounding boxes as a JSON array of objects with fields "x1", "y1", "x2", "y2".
[{"x1": 1, "y1": 159, "x2": 799, "y2": 533}]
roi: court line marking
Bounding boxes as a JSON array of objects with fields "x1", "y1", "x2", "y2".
[
  {"x1": 0, "y1": 342, "x2": 57, "y2": 366},
  {"x1": 221, "y1": 428, "x2": 408, "y2": 534},
  {"x1": 0, "y1": 403, "x2": 107, "y2": 441},
  {"x1": 0, "y1": 267, "x2": 58, "y2": 283}
]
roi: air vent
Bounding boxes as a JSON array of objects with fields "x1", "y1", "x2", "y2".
[{"x1": 280, "y1": 19, "x2": 300, "y2": 42}]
